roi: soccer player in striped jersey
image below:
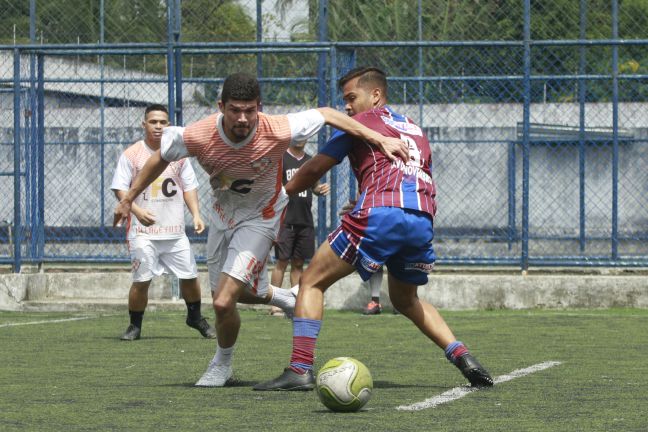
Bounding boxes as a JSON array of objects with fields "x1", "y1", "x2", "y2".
[
  {"x1": 111, "y1": 104, "x2": 215, "y2": 341},
  {"x1": 113, "y1": 73, "x2": 408, "y2": 387},
  {"x1": 254, "y1": 67, "x2": 493, "y2": 391}
]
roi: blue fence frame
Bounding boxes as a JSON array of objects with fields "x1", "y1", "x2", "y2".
[{"x1": 2, "y1": 0, "x2": 648, "y2": 271}]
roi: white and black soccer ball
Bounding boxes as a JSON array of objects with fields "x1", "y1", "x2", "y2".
[{"x1": 316, "y1": 357, "x2": 373, "y2": 412}]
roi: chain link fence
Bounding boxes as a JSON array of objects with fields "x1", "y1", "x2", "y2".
[{"x1": 2, "y1": 0, "x2": 648, "y2": 270}]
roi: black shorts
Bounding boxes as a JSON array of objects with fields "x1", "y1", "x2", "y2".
[{"x1": 274, "y1": 224, "x2": 315, "y2": 261}]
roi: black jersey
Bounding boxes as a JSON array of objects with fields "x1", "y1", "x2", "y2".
[{"x1": 282, "y1": 150, "x2": 314, "y2": 226}]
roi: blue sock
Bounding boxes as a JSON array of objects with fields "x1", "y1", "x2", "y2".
[
  {"x1": 290, "y1": 318, "x2": 322, "y2": 373},
  {"x1": 444, "y1": 341, "x2": 468, "y2": 364}
]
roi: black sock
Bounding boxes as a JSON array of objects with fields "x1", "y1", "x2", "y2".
[
  {"x1": 371, "y1": 296, "x2": 380, "y2": 303},
  {"x1": 129, "y1": 310, "x2": 144, "y2": 329},
  {"x1": 186, "y1": 301, "x2": 202, "y2": 322}
]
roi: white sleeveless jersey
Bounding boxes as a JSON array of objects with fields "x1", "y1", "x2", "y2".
[
  {"x1": 111, "y1": 140, "x2": 199, "y2": 241},
  {"x1": 160, "y1": 110, "x2": 324, "y2": 230}
]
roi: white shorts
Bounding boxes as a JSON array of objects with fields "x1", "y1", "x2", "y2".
[
  {"x1": 128, "y1": 236, "x2": 198, "y2": 282},
  {"x1": 206, "y1": 211, "x2": 282, "y2": 297}
]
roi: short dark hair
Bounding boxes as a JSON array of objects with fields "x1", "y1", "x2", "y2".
[
  {"x1": 338, "y1": 67, "x2": 388, "y2": 95},
  {"x1": 144, "y1": 104, "x2": 168, "y2": 118},
  {"x1": 220, "y1": 72, "x2": 261, "y2": 103}
]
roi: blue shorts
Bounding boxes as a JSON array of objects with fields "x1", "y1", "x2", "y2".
[{"x1": 328, "y1": 207, "x2": 435, "y2": 285}]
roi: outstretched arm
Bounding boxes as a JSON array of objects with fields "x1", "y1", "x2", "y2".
[
  {"x1": 285, "y1": 154, "x2": 337, "y2": 196},
  {"x1": 315, "y1": 107, "x2": 408, "y2": 162},
  {"x1": 113, "y1": 150, "x2": 169, "y2": 227}
]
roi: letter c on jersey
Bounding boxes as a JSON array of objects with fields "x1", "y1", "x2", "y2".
[
  {"x1": 162, "y1": 178, "x2": 177, "y2": 197},
  {"x1": 230, "y1": 179, "x2": 254, "y2": 194}
]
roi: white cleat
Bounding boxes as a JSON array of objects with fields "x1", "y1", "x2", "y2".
[{"x1": 195, "y1": 363, "x2": 233, "y2": 387}]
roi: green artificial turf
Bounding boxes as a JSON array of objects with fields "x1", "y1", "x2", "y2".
[{"x1": 1, "y1": 308, "x2": 647, "y2": 431}]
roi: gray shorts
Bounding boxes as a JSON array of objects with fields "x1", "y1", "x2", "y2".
[{"x1": 206, "y1": 211, "x2": 282, "y2": 297}]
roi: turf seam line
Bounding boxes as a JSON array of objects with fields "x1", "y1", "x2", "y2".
[
  {"x1": 396, "y1": 360, "x2": 562, "y2": 411},
  {"x1": 0, "y1": 316, "x2": 98, "y2": 327}
]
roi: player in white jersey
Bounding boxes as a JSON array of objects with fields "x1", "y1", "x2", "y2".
[
  {"x1": 111, "y1": 104, "x2": 216, "y2": 341},
  {"x1": 113, "y1": 73, "x2": 408, "y2": 387}
]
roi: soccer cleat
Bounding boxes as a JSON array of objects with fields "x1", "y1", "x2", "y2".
[
  {"x1": 455, "y1": 353, "x2": 494, "y2": 387},
  {"x1": 120, "y1": 324, "x2": 141, "y2": 341},
  {"x1": 186, "y1": 317, "x2": 217, "y2": 339},
  {"x1": 253, "y1": 368, "x2": 315, "y2": 391},
  {"x1": 195, "y1": 363, "x2": 234, "y2": 387},
  {"x1": 363, "y1": 301, "x2": 382, "y2": 315}
]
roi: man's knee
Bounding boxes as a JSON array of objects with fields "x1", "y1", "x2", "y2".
[
  {"x1": 131, "y1": 281, "x2": 151, "y2": 294},
  {"x1": 275, "y1": 259, "x2": 290, "y2": 271},
  {"x1": 212, "y1": 295, "x2": 236, "y2": 315},
  {"x1": 290, "y1": 258, "x2": 305, "y2": 270}
]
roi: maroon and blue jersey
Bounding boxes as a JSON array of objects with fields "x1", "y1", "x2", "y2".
[{"x1": 320, "y1": 105, "x2": 436, "y2": 217}]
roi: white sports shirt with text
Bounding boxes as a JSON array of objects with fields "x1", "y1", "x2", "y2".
[{"x1": 111, "y1": 140, "x2": 199, "y2": 241}]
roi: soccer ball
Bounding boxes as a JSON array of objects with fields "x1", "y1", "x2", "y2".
[{"x1": 316, "y1": 357, "x2": 373, "y2": 412}]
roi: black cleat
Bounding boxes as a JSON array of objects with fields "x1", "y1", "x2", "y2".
[
  {"x1": 455, "y1": 354, "x2": 494, "y2": 387},
  {"x1": 120, "y1": 324, "x2": 141, "y2": 341},
  {"x1": 186, "y1": 317, "x2": 217, "y2": 339},
  {"x1": 363, "y1": 301, "x2": 382, "y2": 315},
  {"x1": 253, "y1": 368, "x2": 315, "y2": 391}
]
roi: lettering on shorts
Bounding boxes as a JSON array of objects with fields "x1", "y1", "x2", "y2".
[
  {"x1": 404, "y1": 262, "x2": 435, "y2": 273},
  {"x1": 360, "y1": 256, "x2": 381, "y2": 273},
  {"x1": 245, "y1": 256, "x2": 266, "y2": 291}
]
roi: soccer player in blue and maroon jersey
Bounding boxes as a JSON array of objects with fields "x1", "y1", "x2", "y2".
[{"x1": 254, "y1": 67, "x2": 493, "y2": 391}]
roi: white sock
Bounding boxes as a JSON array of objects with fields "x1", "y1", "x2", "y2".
[
  {"x1": 212, "y1": 343, "x2": 235, "y2": 366},
  {"x1": 369, "y1": 269, "x2": 383, "y2": 299},
  {"x1": 268, "y1": 284, "x2": 296, "y2": 311}
]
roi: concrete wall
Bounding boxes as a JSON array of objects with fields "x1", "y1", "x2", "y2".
[{"x1": 2, "y1": 269, "x2": 647, "y2": 312}]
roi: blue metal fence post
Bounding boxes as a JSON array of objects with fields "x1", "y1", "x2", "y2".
[
  {"x1": 99, "y1": 0, "x2": 106, "y2": 228},
  {"x1": 611, "y1": 0, "x2": 619, "y2": 260},
  {"x1": 507, "y1": 140, "x2": 516, "y2": 250},
  {"x1": 28, "y1": 56, "x2": 37, "y2": 262},
  {"x1": 28, "y1": 0, "x2": 36, "y2": 265},
  {"x1": 329, "y1": 46, "x2": 338, "y2": 222},
  {"x1": 174, "y1": 0, "x2": 183, "y2": 125},
  {"x1": 256, "y1": 0, "x2": 263, "y2": 96},
  {"x1": 316, "y1": 0, "x2": 329, "y2": 245},
  {"x1": 521, "y1": 0, "x2": 531, "y2": 271},
  {"x1": 417, "y1": 0, "x2": 424, "y2": 125},
  {"x1": 13, "y1": 49, "x2": 22, "y2": 273},
  {"x1": 578, "y1": 0, "x2": 587, "y2": 253},
  {"x1": 166, "y1": 0, "x2": 176, "y2": 121},
  {"x1": 37, "y1": 54, "x2": 45, "y2": 262}
]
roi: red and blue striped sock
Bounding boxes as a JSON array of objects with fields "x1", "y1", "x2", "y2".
[
  {"x1": 444, "y1": 341, "x2": 469, "y2": 365},
  {"x1": 290, "y1": 318, "x2": 322, "y2": 374}
]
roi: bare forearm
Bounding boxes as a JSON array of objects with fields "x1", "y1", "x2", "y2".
[
  {"x1": 285, "y1": 171, "x2": 319, "y2": 195},
  {"x1": 183, "y1": 189, "x2": 201, "y2": 219},
  {"x1": 114, "y1": 190, "x2": 143, "y2": 215},
  {"x1": 285, "y1": 154, "x2": 335, "y2": 195}
]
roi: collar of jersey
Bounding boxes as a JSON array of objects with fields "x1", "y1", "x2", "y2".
[{"x1": 216, "y1": 114, "x2": 259, "y2": 149}]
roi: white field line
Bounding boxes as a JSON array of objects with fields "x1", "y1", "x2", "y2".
[
  {"x1": 396, "y1": 360, "x2": 562, "y2": 412},
  {"x1": 0, "y1": 315, "x2": 100, "y2": 328}
]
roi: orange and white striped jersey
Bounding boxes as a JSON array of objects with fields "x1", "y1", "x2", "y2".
[
  {"x1": 111, "y1": 140, "x2": 198, "y2": 241},
  {"x1": 161, "y1": 109, "x2": 325, "y2": 229}
]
